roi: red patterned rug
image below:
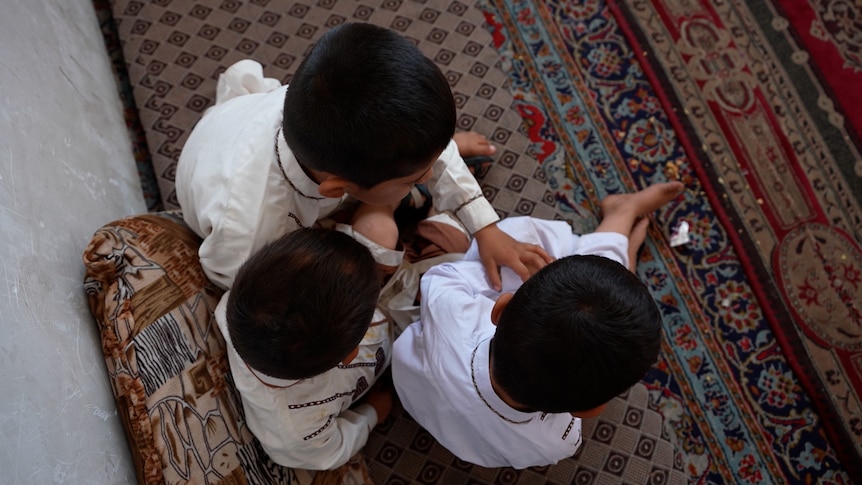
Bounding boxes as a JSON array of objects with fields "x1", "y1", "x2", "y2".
[
  {"x1": 775, "y1": 0, "x2": 862, "y2": 143},
  {"x1": 480, "y1": 0, "x2": 853, "y2": 479},
  {"x1": 559, "y1": 0, "x2": 862, "y2": 477}
]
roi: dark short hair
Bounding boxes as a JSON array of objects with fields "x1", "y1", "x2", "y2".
[
  {"x1": 492, "y1": 255, "x2": 662, "y2": 413},
  {"x1": 226, "y1": 228, "x2": 381, "y2": 379},
  {"x1": 282, "y1": 22, "x2": 456, "y2": 189}
]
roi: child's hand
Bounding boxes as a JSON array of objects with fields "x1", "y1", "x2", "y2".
[
  {"x1": 365, "y1": 379, "x2": 394, "y2": 425},
  {"x1": 473, "y1": 223, "x2": 553, "y2": 291}
]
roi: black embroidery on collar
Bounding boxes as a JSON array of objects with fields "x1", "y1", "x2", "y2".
[
  {"x1": 470, "y1": 343, "x2": 531, "y2": 425},
  {"x1": 275, "y1": 128, "x2": 326, "y2": 201}
]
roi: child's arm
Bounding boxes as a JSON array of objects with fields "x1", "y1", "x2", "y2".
[
  {"x1": 425, "y1": 140, "x2": 499, "y2": 233},
  {"x1": 473, "y1": 223, "x2": 553, "y2": 291},
  {"x1": 256, "y1": 403, "x2": 381, "y2": 471},
  {"x1": 426, "y1": 141, "x2": 552, "y2": 290},
  {"x1": 363, "y1": 381, "x2": 394, "y2": 424}
]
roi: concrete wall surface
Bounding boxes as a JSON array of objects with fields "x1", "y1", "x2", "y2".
[{"x1": 0, "y1": 0, "x2": 143, "y2": 483}]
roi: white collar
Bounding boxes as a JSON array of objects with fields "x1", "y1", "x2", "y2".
[
  {"x1": 471, "y1": 337, "x2": 536, "y2": 425},
  {"x1": 275, "y1": 128, "x2": 342, "y2": 202},
  {"x1": 244, "y1": 362, "x2": 304, "y2": 389}
]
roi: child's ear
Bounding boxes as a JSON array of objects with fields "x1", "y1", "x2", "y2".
[
  {"x1": 490, "y1": 293, "x2": 514, "y2": 326},
  {"x1": 341, "y1": 347, "x2": 360, "y2": 365},
  {"x1": 318, "y1": 176, "x2": 352, "y2": 198},
  {"x1": 570, "y1": 403, "x2": 608, "y2": 418}
]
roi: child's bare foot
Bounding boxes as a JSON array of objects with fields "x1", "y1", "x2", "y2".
[
  {"x1": 594, "y1": 181, "x2": 683, "y2": 238},
  {"x1": 627, "y1": 217, "x2": 651, "y2": 271},
  {"x1": 600, "y1": 181, "x2": 684, "y2": 220},
  {"x1": 453, "y1": 131, "x2": 497, "y2": 158}
]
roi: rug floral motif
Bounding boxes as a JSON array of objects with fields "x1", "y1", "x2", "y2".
[
  {"x1": 611, "y1": 0, "x2": 862, "y2": 477},
  {"x1": 478, "y1": 0, "x2": 854, "y2": 482}
]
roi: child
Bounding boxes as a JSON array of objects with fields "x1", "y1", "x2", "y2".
[
  {"x1": 218, "y1": 227, "x2": 393, "y2": 470},
  {"x1": 176, "y1": 22, "x2": 551, "y2": 294},
  {"x1": 176, "y1": 22, "x2": 550, "y2": 470},
  {"x1": 391, "y1": 181, "x2": 684, "y2": 469}
]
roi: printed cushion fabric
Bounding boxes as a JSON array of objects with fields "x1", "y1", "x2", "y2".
[{"x1": 82, "y1": 211, "x2": 371, "y2": 485}]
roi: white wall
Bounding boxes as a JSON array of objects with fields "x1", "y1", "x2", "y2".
[{"x1": 1, "y1": 1, "x2": 141, "y2": 483}]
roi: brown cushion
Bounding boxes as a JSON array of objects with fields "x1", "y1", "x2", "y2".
[{"x1": 82, "y1": 211, "x2": 370, "y2": 484}]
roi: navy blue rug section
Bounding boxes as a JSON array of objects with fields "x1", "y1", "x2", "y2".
[{"x1": 93, "y1": 0, "x2": 163, "y2": 212}]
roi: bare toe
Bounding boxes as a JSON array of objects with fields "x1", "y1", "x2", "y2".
[
  {"x1": 454, "y1": 131, "x2": 497, "y2": 158},
  {"x1": 627, "y1": 217, "x2": 651, "y2": 271},
  {"x1": 600, "y1": 181, "x2": 684, "y2": 218},
  {"x1": 630, "y1": 217, "x2": 650, "y2": 246}
]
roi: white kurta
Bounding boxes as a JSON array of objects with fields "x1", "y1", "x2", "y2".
[
  {"x1": 177, "y1": 60, "x2": 498, "y2": 470},
  {"x1": 176, "y1": 60, "x2": 499, "y2": 290},
  {"x1": 392, "y1": 216, "x2": 629, "y2": 469},
  {"x1": 216, "y1": 296, "x2": 392, "y2": 471}
]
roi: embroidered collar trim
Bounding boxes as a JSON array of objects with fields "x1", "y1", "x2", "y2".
[
  {"x1": 274, "y1": 128, "x2": 327, "y2": 201},
  {"x1": 470, "y1": 338, "x2": 533, "y2": 425},
  {"x1": 244, "y1": 361, "x2": 304, "y2": 389}
]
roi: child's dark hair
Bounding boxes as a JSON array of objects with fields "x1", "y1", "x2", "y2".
[
  {"x1": 282, "y1": 22, "x2": 456, "y2": 189},
  {"x1": 226, "y1": 228, "x2": 381, "y2": 380},
  {"x1": 492, "y1": 254, "x2": 662, "y2": 413}
]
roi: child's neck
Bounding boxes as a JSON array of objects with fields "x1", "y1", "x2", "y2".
[
  {"x1": 488, "y1": 339, "x2": 533, "y2": 412},
  {"x1": 301, "y1": 164, "x2": 326, "y2": 185}
]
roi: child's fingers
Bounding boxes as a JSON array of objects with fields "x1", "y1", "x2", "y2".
[
  {"x1": 527, "y1": 244, "x2": 554, "y2": 264},
  {"x1": 521, "y1": 248, "x2": 552, "y2": 276},
  {"x1": 507, "y1": 259, "x2": 532, "y2": 283},
  {"x1": 482, "y1": 258, "x2": 503, "y2": 292}
]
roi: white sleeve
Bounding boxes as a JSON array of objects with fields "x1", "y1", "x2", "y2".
[
  {"x1": 195, "y1": 212, "x2": 301, "y2": 290},
  {"x1": 463, "y1": 216, "x2": 580, "y2": 262},
  {"x1": 419, "y1": 261, "x2": 493, "y2": 341},
  {"x1": 571, "y1": 232, "x2": 629, "y2": 268},
  {"x1": 215, "y1": 59, "x2": 282, "y2": 105},
  {"x1": 464, "y1": 216, "x2": 630, "y2": 267},
  {"x1": 254, "y1": 403, "x2": 378, "y2": 471},
  {"x1": 196, "y1": 228, "x2": 251, "y2": 290},
  {"x1": 426, "y1": 140, "x2": 499, "y2": 234}
]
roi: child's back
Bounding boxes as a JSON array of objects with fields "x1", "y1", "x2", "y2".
[
  {"x1": 177, "y1": 23, "x2": 499, "y2": 290},
  {"x1": 394, "y1": 217, "x2": 643, "y2": 468},
  {"x1": 220, "y1": 227, "x2": 390, "y2": 470},
  {"x1": 392, "y1": 181, "x2": 680, "y2": 469}
]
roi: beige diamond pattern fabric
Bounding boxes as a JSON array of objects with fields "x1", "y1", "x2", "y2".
[
  {"x1": 112, "y1": 0, "x2": 562, "y2": 225},
  {"x1": 364, "y1": 384, "x2": 681, "y2": 484}
]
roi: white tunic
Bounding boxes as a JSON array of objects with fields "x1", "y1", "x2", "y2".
[
  {"x1": 178, "y1": 60, "x2": 497, "y2": 470},
  {"x1": 176, "y1": 60, "x2": 499, "y2": 290},
  {"x1": 392, "y1": 216, "x2": 629, "y2": 469},
  {"x1": 215, "y1": 296, "x2": 392, "y2": 471}
]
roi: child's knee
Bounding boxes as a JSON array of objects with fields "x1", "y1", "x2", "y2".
[{"x1": 352, "y1": 205, "x2": 399, "y2": 250}]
